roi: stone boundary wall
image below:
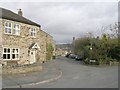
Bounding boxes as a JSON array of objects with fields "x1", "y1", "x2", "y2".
[
  {"x1": 3, "y1": 65, "x2": 42, "y2": 75},
  {"x1": 0, "y1": 18, "x2": 2, "y2": 89}
]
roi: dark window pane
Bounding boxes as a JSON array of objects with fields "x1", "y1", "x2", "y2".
[
  {"x1": 16, "y1": 49, "x2": 18, "y2": 53},
  {"x1": 8, "y1": 54, "x2": 10, "y2": 59},
  {"x1": 3, "y1": 54, "x2": 6, "y2": 59},
  {"x1": 5, "y1": 28, "x2": 7, "y2": 33},
  {"x1": 14, "y1": 24, "x2": 16, "y2": 28},
  {"x1": 8, "y1": 29, "x2": 11, "y2": 33},
  {"x1": 8, "y1": 49, "x2": 10, "y2": 53},
  {"x1": 5, "y1": 23, "x2": 8, "y2": 26},
  {"x1": 4, "y1": 48, "x2": 6, "y2": 53},
  {"x1": 16, "y1": 54, "x2": 18, "y2": 58},
  {"x1": 13, "y1": 49, "x2": 15, "y2": 53},
  {"x1": 12, "y1": 54, "x2": 15, "y2": 59},
  {"x1": 9, "y1": 23, "x2": 11, "y2": 27}
]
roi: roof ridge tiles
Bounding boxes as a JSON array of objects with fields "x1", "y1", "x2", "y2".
[{"x1": 0, "y1": 7, "x2": 41, "y2": 27}]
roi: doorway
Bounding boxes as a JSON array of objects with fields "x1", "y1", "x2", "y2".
[{"x1": 30, "y1": 50, "x2": 36, "y2": 64}]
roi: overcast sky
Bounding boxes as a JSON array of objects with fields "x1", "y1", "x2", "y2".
[{"x1": 0, "y1": 1, "x2": 118, "y2": 44}]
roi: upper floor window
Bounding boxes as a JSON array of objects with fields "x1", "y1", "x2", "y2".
[
  {"x1": 4, "y1": 22, "x2": 21, "y2": 36},
  {"x1": 13, "y1": 24, "x2": 20, "y2": 35},
  {"x1": 4, "y1": 22, "x2": 12, "y2": 34},
  {"x1": 30, "y1": 28, "x2": 36, "y2": 37}
]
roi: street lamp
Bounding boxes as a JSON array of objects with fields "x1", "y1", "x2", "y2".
[
  {"x1": 86, "y1": 32, "x2": 93, "y2": 59},
  {"x1": 72, "y1": 37, "x2": 75, "y2": 54}
]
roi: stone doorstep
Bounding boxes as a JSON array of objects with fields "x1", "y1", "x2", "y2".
[{"x1": 2, "y1": 65, "x2": 43, "y2": 75}]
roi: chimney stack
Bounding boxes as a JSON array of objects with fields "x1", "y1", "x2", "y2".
[
  {"x1": 18, "y1": 9, "x2": 23, "y2": 16},
  {"x1": 73, "y1": 37, "x2": 75, "y2": 41}
]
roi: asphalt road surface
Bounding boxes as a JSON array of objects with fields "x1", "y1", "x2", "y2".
[{"x1": 23, "y1": 56, "x2": 118, "y2": 88}]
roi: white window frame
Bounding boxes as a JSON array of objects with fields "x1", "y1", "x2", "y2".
[
  {"x1": 3, "y1": 47, "x2": 20, "y2": 60},
  {"x1": 30, "y1": 28, "x2": 36, "y2": 37},
  {"x1": 3, "y1": 47, "x2": 11, "y2": 60},
  {"x1": 4, "y1": 22, "x2": 12, "y2": 34},
  {"x1": 12, "y1": 48, "x2": 20, "y2": 60},
  {"x1": 13, "y1": 24, "x2": 20, "y2": 36}
]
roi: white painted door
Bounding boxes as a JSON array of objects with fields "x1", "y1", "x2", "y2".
[{"x1": 30, "y1": 50, "x2": 36, "y2": 64}]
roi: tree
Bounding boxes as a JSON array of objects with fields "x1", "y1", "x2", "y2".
[
  {"x1": 107, "y1": 38, "x2": 120, "y2": 61},
  {"x1": 73, "y1": 23, "x2": 119, "y2": 65},
  {"x1": 74, "y1": 37, "x2": 90, "y2": 59}
]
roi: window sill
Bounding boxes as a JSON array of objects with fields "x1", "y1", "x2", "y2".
[
  {"x1": 29, "y1": 36, "x2": 37, "y2": 38},
  {"x1": 12, "y1": 34, "x2": 20, "y2": 36},
  {"x1": 3, "y1": 59, "x2": 20, "y2": 61},
  {"x1": 4, "y1": 33, "x2": 12, "y2": 35},
  {"x1": 4, "y1": 33, "x2": 20, "y2": 37}
]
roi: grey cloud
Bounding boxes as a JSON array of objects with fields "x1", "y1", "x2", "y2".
[{"x1": 0, "y1": 2, "x2": 118, "y2": 44}]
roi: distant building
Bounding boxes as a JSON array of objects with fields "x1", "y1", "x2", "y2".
[
  {"x1": 56, "y1": 44, "x2": 72, "y2": 56},
  {"x1": 55, "y1": 48, "x2": 64, "y2": 56},
  {"x1": 0, "y1": 8, "x2": 55, "y2": 66}
]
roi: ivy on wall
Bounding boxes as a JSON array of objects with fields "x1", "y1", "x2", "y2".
[{"x1": 46, "y1": 43, "x2": 54, "y2": 60}]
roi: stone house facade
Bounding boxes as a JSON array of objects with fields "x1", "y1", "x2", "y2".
[
  {"x1": 0, "y1": 8, "x2": 55, "y2": 65},
  {"x1": 45, "y1": 32, "x2": 56, "y2": 56}
]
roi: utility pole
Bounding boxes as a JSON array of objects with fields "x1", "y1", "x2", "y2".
[
  {"x1": 72, "y1": 37, "x2": 75, "y2": 54},
  {"x1": 87, "y1": 32, "x2": 93, "y2": 59}
]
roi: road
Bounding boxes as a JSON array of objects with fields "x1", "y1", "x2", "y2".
[{"x1": 23, "y1": 56, "x2": 118, "y2": 88}]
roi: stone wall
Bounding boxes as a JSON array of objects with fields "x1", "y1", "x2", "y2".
[
  {"x1": 42, "y1": 31, "x2": 56, "y2": 60},
  {"x1": 3, "y1": 64, "x2": 43, "y2": 75},
  {"x1": 0, "y1": 19, "x2": 2, "y2": 62},
  {"x1": 1, "y1": 18, "x2": 47, "y2": 65}
]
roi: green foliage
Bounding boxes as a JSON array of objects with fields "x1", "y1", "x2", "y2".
[
  {"x1": 108, "y1": 46, "x2": 120, "y2": 61},
  {"x1": 74, "y1": 37, "x2": 91, "y2": 59},
  {"x1": 73, "y1": 32, "x2": 119, "y2": 65},
  {"x1": 84, "y1": 58, "x2": 89, "y2": 64},
  {"x1": 47, "y1": 43, "x2": 54, "y2": 53},
  {"x1": 47, "y1": 43, "x2": 54, "y2": 60}
]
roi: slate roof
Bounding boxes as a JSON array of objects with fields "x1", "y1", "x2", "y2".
[{"x1": 0, "y1": 8, "x2": 41, "y2": 27}]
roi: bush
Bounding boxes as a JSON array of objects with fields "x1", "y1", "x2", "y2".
[
  {"x1": 84, "y1": 58, "x2": 89, "y2": 64},
  {"x1": 99, "y1": 57, "x2": 117, "y2": 65},
  {"x1": 84, "y1": 58, "x2": 99, "y2": 65}
]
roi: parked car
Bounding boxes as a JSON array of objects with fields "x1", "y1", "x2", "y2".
[
  {"x1": 69, "y1": 54, "x2": 76, "y2": 59},
  {"x1": 75, "y1": 55, "x2": 83, "y2": 61},
  {"x1": 65, "y1": 53, "x2": 71, "y2": 57},
  {"x1": 89, "y1": 58, "x2": 99, "y2": 65}
]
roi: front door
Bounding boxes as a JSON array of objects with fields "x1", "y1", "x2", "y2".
[{"x1": 30, "y1": 50, "x2": 36, "y2": 64}]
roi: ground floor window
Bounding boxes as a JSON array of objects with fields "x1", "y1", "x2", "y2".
[
  {"x1": 3, "y1": 47, "x2": 20, "y2": 60},
  {"x1": 3, "y1": 48, "x2": 11, "y2": 60},
  {"x1": 12, "y1": 48, "x2": 19, "y2": 60}
]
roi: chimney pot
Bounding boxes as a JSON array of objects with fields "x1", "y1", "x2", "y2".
[{"x1": 18, "y1": 9, "x2": 23, "y2": 16}]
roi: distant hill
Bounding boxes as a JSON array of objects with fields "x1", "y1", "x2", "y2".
[{"x1": 56, "y1": 44, "x2": 72, "y2": 50}]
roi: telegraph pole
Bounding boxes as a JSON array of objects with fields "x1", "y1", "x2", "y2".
[
  {"x1": 87, "y1": 32, "x2": 93, "y2": 59},
  {"x1": 72, "y1": 37, "x2": 75, "y2": 54}
]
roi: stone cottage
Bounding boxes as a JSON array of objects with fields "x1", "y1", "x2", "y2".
[{"x1": 0, "y1": 8, "x2": 55, "y2": 66}]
